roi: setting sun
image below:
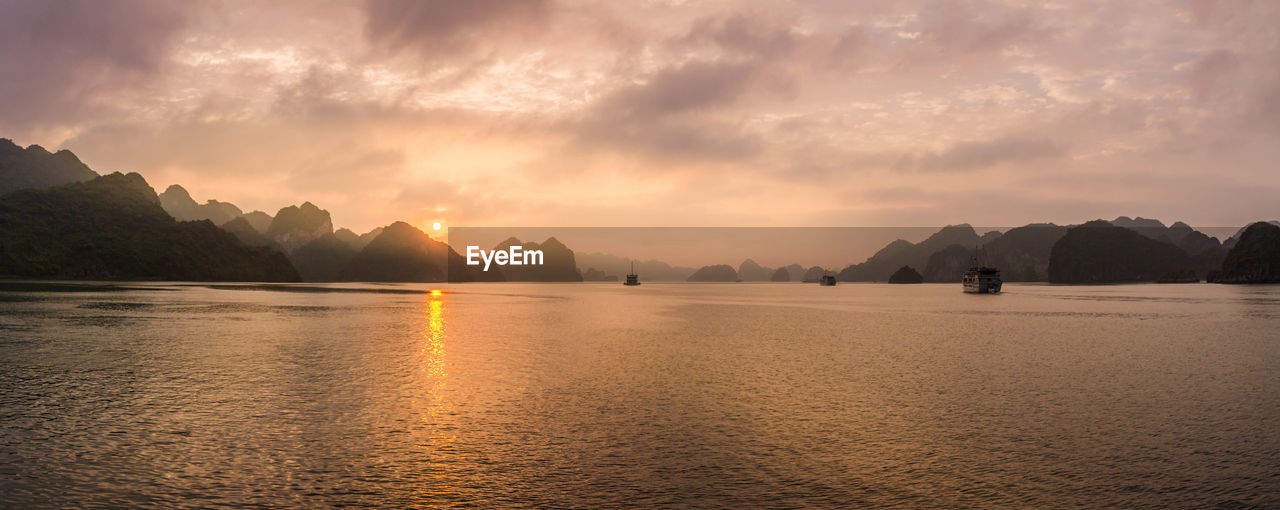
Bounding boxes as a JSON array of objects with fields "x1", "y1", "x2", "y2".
[{"x1": 1, "y1": 1, "x2": 1277, "y2": 507}]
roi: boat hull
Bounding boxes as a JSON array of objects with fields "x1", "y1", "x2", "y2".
[
  {"x1": 963, "y1": 280, "x2": 1001, "y2": 293},
  {"x1": 962, "y1": 267, "x2": 1002, "y2": 294}
]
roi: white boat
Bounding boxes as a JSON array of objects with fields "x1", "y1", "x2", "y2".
[{"x1": 962, "y1": 266, "x2": 1001, "y2": 293}]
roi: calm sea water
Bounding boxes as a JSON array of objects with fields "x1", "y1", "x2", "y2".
[{"x1": 0, "y1": 281, "x2": 1277, "y2": 507}]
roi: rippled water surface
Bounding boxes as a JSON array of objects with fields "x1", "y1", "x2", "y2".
[{"x1": 1, "y1": 281, "x2": 1277, "y2": 507}]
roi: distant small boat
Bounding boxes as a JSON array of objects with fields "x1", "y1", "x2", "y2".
[
  {"x1": 963, "y1": 264, "x2": 1001, "y2": 294},
  {"x1": 624, "y1": 261, "x2": 640, "y2": 286},
  {"x1": 819, "y1": 270, "x2": 837, "y2": 286}
]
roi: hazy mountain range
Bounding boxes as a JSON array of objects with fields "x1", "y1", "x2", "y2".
[
  {"x1": 0, "y1": 172, "x2": 296, "y2": 281},
  {"x1": 0, "y1": 139, "x2": 97, "y2": 196},
  {"x1": 1, "y1": 138, "x2": 1277, "y2": 285}
]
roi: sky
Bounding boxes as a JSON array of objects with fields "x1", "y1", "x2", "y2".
[{"x1": 1, "y1": 0, "x2": 1277, "y2": 233}]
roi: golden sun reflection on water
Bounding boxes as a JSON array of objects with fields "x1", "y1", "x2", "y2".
[
  {"x1": 417, "y1": 291, "x2": 463, "y2": 498},
  {"x1": 427, "y1": 298, "x2": 448, "y2": 379},
  {"x1": 425, "y1": 293, "x2": 448, "y2": 397}
]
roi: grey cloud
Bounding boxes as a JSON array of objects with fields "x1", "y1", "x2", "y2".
[
  {"x1": 892, "y1": 1, "x2": 1052, "y2": 66},
  {"x1": 899, "y1": 136, "x2": 1068, "y2": 172},
  {"x1": 6, "y1": 0, "x2": 1279, "y2": 229},
  {"x1": 594, "y1": 60, "x2": 759, "y2": 121},
  {"x1": 363, "y1": 0, "x2": 551, "y2": 60},
  {"x1": 554, "y1": 59, "x2": 773, "y2": 164},
  {"x1": 1182, "y1": 47, "x2": 1280, "y2": 133},
  {"x1": 681, "y1": 13, "x2": 800, "y2": 59},
  {"x1": 1189, "y1": 50, "x2": 1241, "y2": 102},
  {"x1": 678, "y1": 11, "x2": 867, "y2": 74},
  {"x1": 0, "y1": 0, "x2": 193, "y2": 130}
]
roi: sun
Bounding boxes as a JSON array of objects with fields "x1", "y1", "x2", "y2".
[{"x1": 432, "y1": 221, "x2": 442, "y2": 231}]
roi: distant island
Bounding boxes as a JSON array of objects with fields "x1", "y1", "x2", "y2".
[
  {"x1": 2, "y1": 137, "x2": 1277, "y2": 285},
  {"x1": 1211, "y1": 222, "x2": 1280, "y2": 283},
  {"x1": 687, "y1": 264, "x2": 739, "y2": 282},
  {"x1": 888, "y1": 266, "x2": 924, "y2": 284}
]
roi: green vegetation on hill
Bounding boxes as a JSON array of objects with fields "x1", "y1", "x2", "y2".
[
  {"x1": 1213, "y1": 222, "x2": 1280, "y2": 283},
  {"x1": 292, "y1": 233, "x2": 359, "y2": 282},
  {"x1": 0, "y1": 138, "x2": 98, "y2": 195},
  {"x1": 158, "y1": 184, "x2": 243, "y2": 225},
  {"x1": 335, "y1": 222, "x2": 499, "y2": 283},
  {"x1": 340, "y1": 222, "x2": 449, "y2": 282},
  {"x1": 922, "y1": 224, "x2": 1069, "y2": 282},
  {"x1": 1048, "y1": 221, "x2": 1194, "y2": 283},
  {"x1": 220, "y1": 217, "x2": 274, "y2": 247},
  {"x1": 839, "y1": 224, "x2": 981, "y2": 281},
  {"x1": 921, "y1": 244, "x2": 976, "y2": 283},
  {"x1": 267, "y1": 202, "x2": 333, "y2": 253},
  {"x1": 888, "y1": 265, "x2": 923, "y2": 283},
  {"x1": 0, "y1": 173, "x2": 298, "y2": 281}
]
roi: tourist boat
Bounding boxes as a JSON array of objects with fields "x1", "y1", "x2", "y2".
[
  {"x1": 962, "y1": 265, "x2": 1002, "y2": 294},
  {"x1": 623, "y1": 262, "x2": 640, "y2": 286},
  {"x1": 819, "y1": 272, "x2": 837, "y2": 286}
]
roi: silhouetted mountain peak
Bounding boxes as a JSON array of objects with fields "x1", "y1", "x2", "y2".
[
  {"x1": 888, "y1": 265, "x2": 924, "y2": 283},
  {"x1": 872, "y1": 239, "x2": 913, "y2": 259},
  {"x1": 162, "y1": 184, "x2": 192, "y2": 200},
  {"x1": 333, "y1": 228, "x2": 360, "y2": 248},
  {"x1": 1, "y1": 138, "x2": 98, "y2": 195},
  {"x1": 737, "y1": 258, "x2": 774, "y2": 281},
  {"x1": 922, "y1": 224, "x2": 980, "y2": 247},
  {"x1": 1213, "y1": 222, "x2": 1280, "y2": 283},
  {"x1": 1049, "y1": 220, "x2": 1198, "y2": 283},
  {"x1": 239, "y1": 211, "x2": 273, "y2": 233},
  {"x1": 95, "y1": 172, "x2": 161, "y2": 203},
  {"x1": 1111, "y1": 216, "x2": 1166, "y2": 229},
  {"x1": 486, "y1": 235, "x2": 582, "y2": 281},
  {"x1": 839, "y1": 224, "x2": 982, "y2": 282},
  {"x1": 267, "y1": 201, "x2": 334, "y2": 253},
  {"x1": 52, "y1": 149, "x2": 85, "y2": 165},
  {"x1": 340, "y1": 221, "x2": 453, "y2": 282},
  {"x1": 158, "y1": 183, "x2": 243, "y2": 225},
  {"x1": 541, "y1": 236, "x2": 569, "y2": 250},
  {"x1": 0, "y1": 171, "x2": 297, "y2": 281},
  {"x1": 688, "y1": 264, "x2": 738, "y2": 282},
  {"x1": 374, "y1": 221, "x2": 432, "y2": 246}
]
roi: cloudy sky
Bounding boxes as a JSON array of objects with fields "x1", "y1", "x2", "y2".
[{"x1": 2, "y1": 0, "x2": 1277, "y2": 232}]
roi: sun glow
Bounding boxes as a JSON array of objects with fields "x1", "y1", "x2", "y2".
[{"x1": 432, "y1": 221, "x2": 442, "y2": 231}]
